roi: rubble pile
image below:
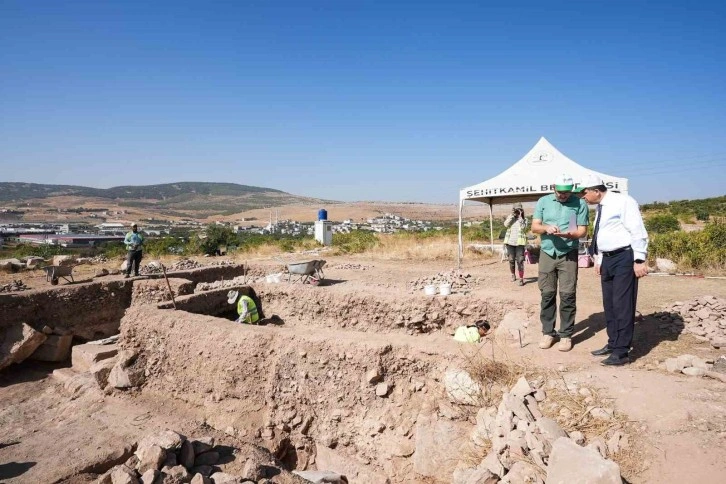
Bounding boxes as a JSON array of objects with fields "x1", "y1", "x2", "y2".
[
  {"x1": 91, "y1": 255, "x2": 109, "y2": 264},
  {"x1": 95, "y1": 429, "x2": 288, "y2": 484},
  {"x1": 196, "y1": 275, "x2": 265, "y2": 292},
  {"x1": 662, "y1": 295, "x2": 726, "y2": 348},
  {"x1": 140, "y1": 262, "x2": 163, "y2": 275},
  {"x1": 662, "y1": 353, "x2": 724, "y2": 378},
  {"x1": 170, "y1": 258, "x2": 203, "y2": 271},
  {"x1": 330, "y1": 263, "x2": 374, "y2": 270},
  {"x1": 207, "y1": 259, "x2": 234, "y2": 266},
  {"x1": 454, "y1": 376, "x2": 624, "y2": 483},
  {"x1": 408, "y1": 269, "x2": 479, "y2": 293},
  {"x1": 0, "y1": 279, "x2": 29, "y2": 292}
]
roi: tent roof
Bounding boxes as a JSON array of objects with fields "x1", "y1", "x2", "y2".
[{"x1": 459, "y1": 137, "x2": 628, "y2": 204}]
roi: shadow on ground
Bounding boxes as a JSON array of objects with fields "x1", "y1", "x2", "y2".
[
  {"x1": 0, "y1": 461, "x2": 36, "y2": 480},
  {"x1": 571, "y1": 311, "x2": 683, "y2": 360}
]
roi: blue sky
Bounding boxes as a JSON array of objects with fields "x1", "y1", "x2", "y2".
[{"x1": 1, "y1": 1, "x2": 724, "y2": 204}]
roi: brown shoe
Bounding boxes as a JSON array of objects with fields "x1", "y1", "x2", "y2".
[
  {"x1": 539, "y1": 335, "x2": 556, "y2": 349},
  {"x1": 558, "y1": 338, "x2": 573, "y2": 352}
]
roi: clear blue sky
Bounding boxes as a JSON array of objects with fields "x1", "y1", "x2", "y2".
[{"x1": 1, "y1": 1, "x2": 724, "y2": 204}]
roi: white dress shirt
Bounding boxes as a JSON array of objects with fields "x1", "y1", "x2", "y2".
[{"x1": 593, "y1": 191, "x2": 649, "y2": 265}]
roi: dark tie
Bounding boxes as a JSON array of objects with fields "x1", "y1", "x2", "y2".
[{"x1": 590, "y1": 204, "x2": 602, "y2": 256}]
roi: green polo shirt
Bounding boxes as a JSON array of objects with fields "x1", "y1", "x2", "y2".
[{"x1": 533, "y1": 194, "x2": 589, "y2": 257}]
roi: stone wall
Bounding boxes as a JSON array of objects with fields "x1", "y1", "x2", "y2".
[
  {"x1": 145, "y1": 264, "x2": 246, "y2": 285},
  {"x1": 0, "y1": 280, "x2": 133, "y2": 340}
]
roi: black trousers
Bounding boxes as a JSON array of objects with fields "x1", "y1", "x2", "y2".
[
  {"x1": 126, "y1": 250, "x2": 143, "y2": 276},
  {"x1": 600, "y1": 249, "x2": 638, "y2": 357}
]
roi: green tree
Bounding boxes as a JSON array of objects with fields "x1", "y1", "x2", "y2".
[
  {"x1": 190, "y1": 225, "x2": 238, "y2": 255},
  {"x1": 645, "y1": 214, "x2": 680, "y2": 234}
]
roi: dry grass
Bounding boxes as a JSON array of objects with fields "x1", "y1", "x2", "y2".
[
  {"x1": 364, "y1": 233, "x2": 497, "y2": 262},
  {"x1": 455, "y1": 349, "x2": 647, "y2": 481}
]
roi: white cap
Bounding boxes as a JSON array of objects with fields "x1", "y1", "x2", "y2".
[
  {"x1": 227, "y1": 290, "x2": 239, "y2": 305},
  {"x1": 554, "y1": 174, "x2": 574, "y2": 191},
  {"x1": 579, "y1": 173, "x2": 605, "y2": 190}
]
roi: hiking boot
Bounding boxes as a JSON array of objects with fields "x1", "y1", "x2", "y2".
[
  {"x1": 518, "y1": 279, "x2": 524, "y2": 286},
  {"x1": 558, "y1": 338, "x2": 573, "y2": 352},
  {"x1": 539, "y1": 335, "x2": 556, "y2": 349},
  {"x1": 124, "y1": 273, "x2": 130, "y2": 279},
  {"x1": 511, "y1": 274, "x2": 517, "y2": 282}
]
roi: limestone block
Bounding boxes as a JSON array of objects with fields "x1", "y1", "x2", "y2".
[
  {"x1": 71, "y1": 343, "x2": 118, "y2": 372},
  {"x1": 30, "y1": 334, "x2": 73, "y2": 362},
  {"x1": 0, "y1": 322, "x2": 47, "y2": 370},
  {"x1": 90, "y1": 358, "x2": 117, "y2": 388},
  {"x1": 547, "y1": 437, "x2": 621, "y2": 484}
]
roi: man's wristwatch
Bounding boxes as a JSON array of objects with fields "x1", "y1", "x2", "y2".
[{"x1": 634, "y1": 259, "x2": 645, "y2": 264}]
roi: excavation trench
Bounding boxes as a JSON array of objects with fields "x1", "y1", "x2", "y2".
[
  {"x1": 3, "y1": 266, "x2": 540, "y2": 483},
  {"x1": 121, "y1": 282, "x2": 539, "y2": 482}
]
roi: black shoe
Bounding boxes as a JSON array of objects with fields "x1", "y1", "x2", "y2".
[
  {"x1": 601, "y1": 354, "x2": 630, "y2": 366},
  {"x1": 591, "y1": 345, "x2": 613, "y2": 356},
  {"x1": 134, "y1": 273, "x2": 140, "y2": 277},
  {"x1": 124, "y1": 274, "x2": 130, "y2": 279}
]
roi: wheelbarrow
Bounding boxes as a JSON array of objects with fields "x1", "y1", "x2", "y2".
[
  {"x1": 43, "y1": 265, "x2": 75, "y2": 285},
  {"x1": 286, "y1": 259, "x2": 326, "y2": 285}
]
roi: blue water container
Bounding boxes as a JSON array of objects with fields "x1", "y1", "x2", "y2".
[{"x1": 317, "y1": 209, "x2": 328, "y2": 221}]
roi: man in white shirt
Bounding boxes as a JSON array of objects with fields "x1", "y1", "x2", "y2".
[{"x1": 579, "y1": 174, "x2": 649, "y2": 366}]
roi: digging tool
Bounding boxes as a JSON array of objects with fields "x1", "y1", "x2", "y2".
[{"x1": 161, "y1": 263, "x2": 177, "y2": 310}]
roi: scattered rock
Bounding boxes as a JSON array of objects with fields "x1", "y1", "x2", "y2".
[
  {"x1": 682, "y1": 367, "x2": 706, "y2": 377},
  {"x1": 195, "y1": 451, "x2": 220, "y2": 466},
  {"x1": 375, "y1": 382, "x2": 390, "y2": 397},
  {"x1": 366, "y1": 368, "x2": 382, "y2": 385},
  {"x1": 136, "y1": 445, "x2": 166, "y2": 474},
  {"x1": 192, "y1": 437, "x2": 215, "y2": 455}
]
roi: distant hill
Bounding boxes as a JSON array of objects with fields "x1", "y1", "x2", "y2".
[
  {"x1": 0, "y1": 181, "x2": 329, "y2": 219},
  {"x1": 0, "y1": 181, "x2": 285, "y2": 202}
]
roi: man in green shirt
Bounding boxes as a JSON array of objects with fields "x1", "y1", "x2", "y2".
[{"x1": 532, "y1": 174, "x2": 589, "y2": 352}]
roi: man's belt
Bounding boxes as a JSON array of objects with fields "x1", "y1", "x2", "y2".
[{"x1": 601, "y1": 246, "x2": 631, "y2": 257}]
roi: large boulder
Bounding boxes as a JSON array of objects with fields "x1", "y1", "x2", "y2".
[
  {"x1": 0, "y1": 322, "x2": 47, "y2": 370},
  {"x1": 655, "y1": 258, "x2": 677, "y2": 273},
  {"x1": 444, "y1": 369, "x2": 482, "y2": 405},
  {"x1": 0, "y1": 258, "x2": 24, "y2": 273},
  {"x1": 53, "y1": 255, "x2": 76, "y2": 267},
  {"x1": 547, "y1": 437, "x2": 622, "y2": 484}
]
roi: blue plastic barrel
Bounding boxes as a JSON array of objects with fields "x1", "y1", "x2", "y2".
[{"x1": 318, "y1": 209, "x2": 328, "y2": 221}]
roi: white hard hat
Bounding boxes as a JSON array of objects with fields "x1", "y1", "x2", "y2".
[
  {"x1": 227, "y1": 290, "x2": 239, "y2": 305},
  {"x1": 579, "y1": 173, "x2": 605, "y2": 190},
  {"x1": 554, "y1": 174, "x2": 574, "y2": 191}
]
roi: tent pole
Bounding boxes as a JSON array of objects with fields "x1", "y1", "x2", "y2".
[
  {"x1": 457, "y1": 198, "x2": 464, "y2": 269},
  {"x1": 488, "y1": 199, "x2": 494, "y2": 252}
]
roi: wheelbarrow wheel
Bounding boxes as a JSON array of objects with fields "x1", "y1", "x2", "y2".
[{"x1": 51, "y1": 277, "x2": 59, "y2": 285}]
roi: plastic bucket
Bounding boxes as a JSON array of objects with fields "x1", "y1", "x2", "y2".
[
  {"x1": 424, "y1": 285, "x2": 437, "y2": 296},
  {"x1": 439, "y1": 284, "x2": 452, "y2": 296}
]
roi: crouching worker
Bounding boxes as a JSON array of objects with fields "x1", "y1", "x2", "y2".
[
  {"x1": 227, "y1": 289, "x2": 260, "y2": 324},
  {"x1": 454, "y1": 320, "x2": 491, "y2": 343}
]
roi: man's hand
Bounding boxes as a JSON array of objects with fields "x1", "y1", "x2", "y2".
[
  {"x1": 595, "y1": 264, "x2": 601, "y2": 276},
  {"x1": 634, "y1": 262, "x2": 648, "y2": 278},
  {"x1": 545, "y1": 225, "x2": 560, "y2": 235}
]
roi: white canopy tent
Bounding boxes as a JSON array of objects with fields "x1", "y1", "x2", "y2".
[{"x1": 457, "y1": 137, "x2": 628, "y2": 266}]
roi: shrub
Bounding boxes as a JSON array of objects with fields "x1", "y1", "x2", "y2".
[
  {"x1": 645, "y1": 214, "x2": 680, "y2": 234},
  {"x1": 649, "y1": 220, "x2": 726, "y2": 270},
  {"x1": 695, "y1": 208, "x2": 710, "y2": 221},
  {"x1": 333, "y1": 230, "x2": 379, "y2": 254}
]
